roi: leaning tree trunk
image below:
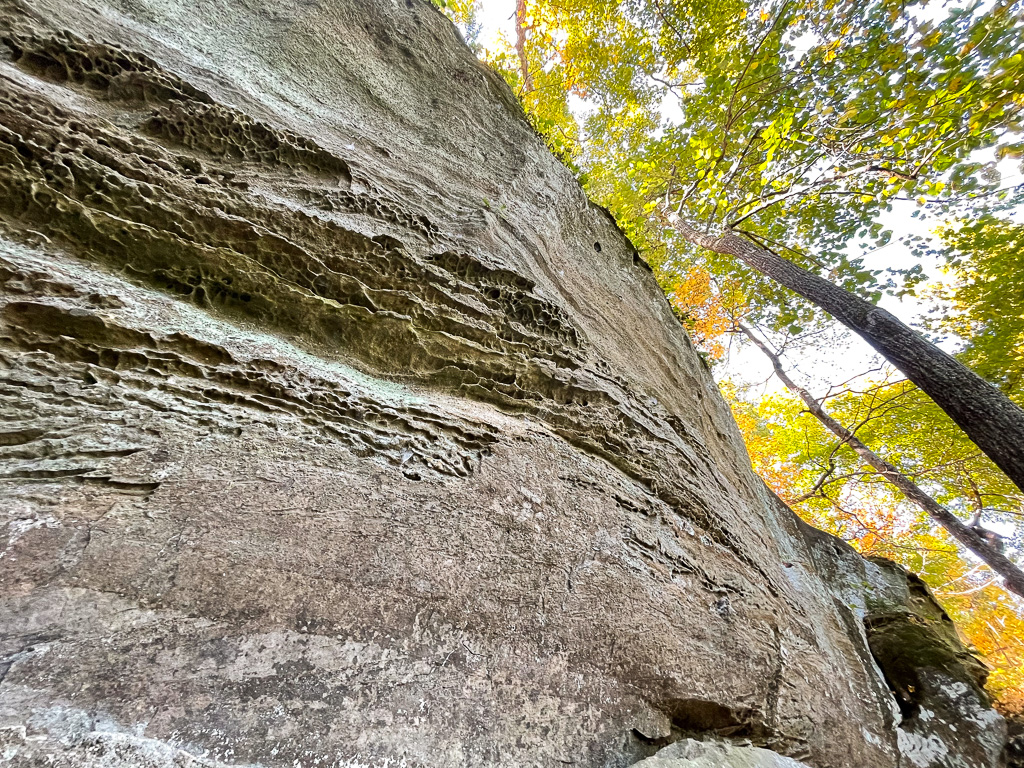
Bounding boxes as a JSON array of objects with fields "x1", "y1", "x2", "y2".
[
  {"x1": 737, "y1": 323, "x2": 1024, "y2": 599},
  {"x1": 664, "y1": 208, "x2": 1024, "y2": 496}
]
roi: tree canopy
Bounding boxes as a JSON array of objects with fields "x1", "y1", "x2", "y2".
[
  {"x1": 498, "y1": 0, "x2": 1023, "y2": 330},
  {"x1": 929, "y1": 214, "x2": 1024, "y2": 397}
]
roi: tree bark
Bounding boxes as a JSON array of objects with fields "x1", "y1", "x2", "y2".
[
  {"x1": 663, "y1": 206, "x2": 1024, "y2": 496},
  {"x1": 514, "y1": 0, "x2": 534, "y2": 93},
  {"x1": 737, "y1": 322, "x2": 1024, "y2": 599}
]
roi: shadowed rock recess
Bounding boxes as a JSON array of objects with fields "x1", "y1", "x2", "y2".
[{"x1": 0, "y1": 1, "x2": 1009, "y2": 766}]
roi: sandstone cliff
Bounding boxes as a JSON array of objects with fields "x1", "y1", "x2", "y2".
[{"x1": 0, "y1": 0, "x2": 1008, "y2": 766}]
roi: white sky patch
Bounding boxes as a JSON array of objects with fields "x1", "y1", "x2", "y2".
[
  {"x1": 567, "y1": 93, "x2": 597, "y2": 119},
  {"x1": 659, "y1": 89, "x2": 686, "y2": 127},
  {"x1": 471, "y1": 0, "x2": 516, "y2": 53}
]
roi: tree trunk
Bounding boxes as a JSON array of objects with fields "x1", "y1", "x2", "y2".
[
  {"x1": 737, "y1": 323, "x2": 1024, "y2": 599},
  {"x1": 664, "y1": 207, "x2": 1024, "y2": 496},
  {"x1": 514, "y1": 0, "x2": 534, "y2": 93}
]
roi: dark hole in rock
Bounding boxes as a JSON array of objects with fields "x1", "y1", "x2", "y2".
[
  {"x1": 593, "y1": 241, "x2": 602, "y2": 252},
  {"x1": 662, "y1": 698, "x2": 754, "y2": 736}
]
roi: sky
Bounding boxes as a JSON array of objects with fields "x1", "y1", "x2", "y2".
[{"x1": 472, "y1": 0, "x2": 517, "y2": 50}]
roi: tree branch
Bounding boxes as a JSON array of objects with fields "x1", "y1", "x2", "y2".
[{"x1": 736, "y1": 321, "x2": 1024, "y2": 599}]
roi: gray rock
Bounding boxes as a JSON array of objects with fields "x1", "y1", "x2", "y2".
[
  {"x1": 0, "y1": 0, "x2": 1006, "y2": 766},
  {"x1": 630, "y1": 739, "x2": 809, "y2": 767}
]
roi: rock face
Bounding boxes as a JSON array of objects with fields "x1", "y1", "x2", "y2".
[{"x1": 0, "y1": 1, "x2": 1007, "y2": 766}]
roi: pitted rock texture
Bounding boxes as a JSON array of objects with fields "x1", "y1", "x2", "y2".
[{"x1": 0, "y1": 1, "x2": 1006, "y2": 767}]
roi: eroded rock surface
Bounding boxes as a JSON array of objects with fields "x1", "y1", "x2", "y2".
[{"x1": 0, "y1": 0, "x2": 1006, "y2": 766}]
